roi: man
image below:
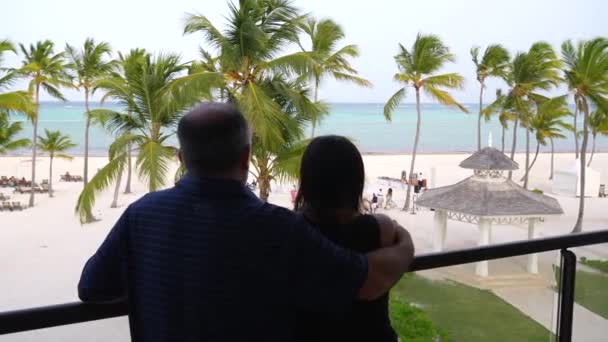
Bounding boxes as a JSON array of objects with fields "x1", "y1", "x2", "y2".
[{"x1": 78, "y1": 102, "x2": 415, "y2": 341}]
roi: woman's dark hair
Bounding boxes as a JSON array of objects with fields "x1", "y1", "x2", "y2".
[{"x1": 294, "y1": 135, "x2": 365, "y2": 220}]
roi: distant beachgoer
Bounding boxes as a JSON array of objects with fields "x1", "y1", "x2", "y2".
[
  {"x1": 377, "y1": 189, "x2": 385, "y2": 209},
  {"x1": 371, "y1": 193, "x2": 378, "y2": 213},
  {"x1": 293, "y1": 135, "x2": 412, "y2": 342},
  {"x1": 78, "y1": 102, "x2": 414, "y2": 342},
  {"x1": 289, "y1": 184, "x2": 297, "y2": 204},
  {"x1": 385, "y1": 188, "x2": 395, "y2": 209}
]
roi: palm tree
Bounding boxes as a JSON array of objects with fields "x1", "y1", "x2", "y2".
[
  {"x1": 562, "y1": 38, "x2": 608, "y2": 232},
  {"x1": 76, "y1": 52, "x2": 207, "y2": 223},
  {"x1": 471, "y1": 44, "x2": 510, "y2": 150},
  {"x1": 523, "y1": 96, "x2": 572, "y2": 178},
  {"x1": 0, "y1": 114, "x2": 30, "y2": 154},
  {"x1": 37, "y1": 129, "x2": 76, "y2": 197},
  {"x1": 482, "y1": 89, "x2": 516, "y2": 153},
  {"x1": 65, "y1": 38, "x2": 114, "y2": 187},
  {"x1": 587, "y1": 109, "x2": 608, "y2": 167},
  {"x1": 103, "y1": 48, "x2": 147, "y2": 195},
  {"x1": 384, "y1": 33, "x2": 468, "y2": 210},
  {"x1": 19, "y1": 40, "x2": 71, "y2": 207},
  {"x1": 249, "y1": 76, "x2": 327, "y2": 199},
  {"x1": 496, "y1": 42, "x2": 561, "y2": 186},
  {"x1": 0, "y1": 40, "x2": 33, "y2": 115},
  {"x1": 183, "y1": 0, "x2": 326, "y2": 200},
  {"x1": 0, "y1": 41, "x2": 33, "y2": 155},
  {"x1": 298, "y1": 17, "x2": 371, "y2": 136}
]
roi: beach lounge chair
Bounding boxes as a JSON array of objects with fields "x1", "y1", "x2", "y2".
[
  {"x1": 2, "y1": 201, "x2": 11, "y2": 211},
  {"x1": 41, "y1": 183, "x2": 49, "y2": 192},
  {"x1": 12, "y1": 202, "x2": 23, "y2": 211}
]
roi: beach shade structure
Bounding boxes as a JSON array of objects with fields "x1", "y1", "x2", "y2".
[
  {"x1": 552, "y1": 160, "x2": 601, "y2": 197},
  {"x1": 417, "y1": 147, "x2": 563, "y2": 277}
]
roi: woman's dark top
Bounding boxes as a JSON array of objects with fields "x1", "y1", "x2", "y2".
[{"x1": 293, "y1": 214, "x2": 398, "y2": 342}]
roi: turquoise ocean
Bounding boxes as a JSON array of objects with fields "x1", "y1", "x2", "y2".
[{"x1": 8, "y1": 102, "x2": 606, "y2": 155}]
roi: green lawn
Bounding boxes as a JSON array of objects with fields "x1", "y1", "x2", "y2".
[
  {"x1": 580, "y1": 258, "x2": 608, "y2": 273},
  {"x1": 573, "y1": 270, "x2": 608, "y2": 319},
  {"x1": 391, "y1": 274, "x2": 552, "y2": 342},
  {"x1": 554, "y1": 266, "x2": 608, "y2": 319}
]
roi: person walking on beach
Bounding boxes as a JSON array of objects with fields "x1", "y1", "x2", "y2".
[
  {"x1": 77, "y1": 102, "x2": 415, "y2": 342},
  {"x1": 377, "y1": 188, "x2": 385, "y2": 210},
  {"x1": 293, "y1": 135, "x2": 400, "y2": 342},
  {"x1": 385, "y1": 188, "x2": 395, "y2": 210},
  {"x1": 371, "y1": 193, "x2": 378, "y2": 213}
]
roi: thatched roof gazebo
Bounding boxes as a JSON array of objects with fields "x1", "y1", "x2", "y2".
[{"x1": 417, "y1": 147, "x2": 563, "y2": 277}]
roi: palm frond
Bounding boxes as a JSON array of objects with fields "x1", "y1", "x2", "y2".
[
  {"x1": 383, "y1": 88, "x2": 406, "y2": 121},
  {"x1": 136, "y1": 140, "x2": 175, "y2": 192},
  {"x1": 422, "y1": 73, "x2": 465, "y2": 89},
  {"x1": 75, "y1": 151, "x2": 127, "y2": 223},
  {"x1": 424, "y1": 86, "x2": 468, "y2": 113},
  {"x1": 235, "y1": 81, "x2": 286, "y2": 146},
  {"x1": 331, "y1": 72, "x2": 372, "y2": 87}
]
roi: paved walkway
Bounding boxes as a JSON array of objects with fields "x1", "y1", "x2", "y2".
[{"x1": 494, "y1": 287, "x2": 608, "y2": 342}]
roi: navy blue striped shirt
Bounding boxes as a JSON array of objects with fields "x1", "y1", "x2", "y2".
[{"x1": 78, "y1": 174, "x2": 368, "y2": 341}]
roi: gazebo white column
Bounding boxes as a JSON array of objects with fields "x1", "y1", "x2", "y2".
[
  {"x1": 527, "y1": 218, "x2": 539, "y2": 274},
  {"x1": 433, "y1": 210, "x2": 447, "y2": 252},
  {"x1": 476, "y1": 218, "x2": 492, "y2": 277}
]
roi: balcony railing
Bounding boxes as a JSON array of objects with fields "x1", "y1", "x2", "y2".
[{"x1": 1, "y1": 230, "x2": 607, "y2": 341}]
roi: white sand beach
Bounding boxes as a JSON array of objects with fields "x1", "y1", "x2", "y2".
[{"x1": 1, "y1": 152, "x2": 607, "y2": 341}]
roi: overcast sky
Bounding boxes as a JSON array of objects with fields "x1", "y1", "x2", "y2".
[{"x1": 2, "y1": 0, "x2": 607, "y2": 103}]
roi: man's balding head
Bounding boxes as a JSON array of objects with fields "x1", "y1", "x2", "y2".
[{"x1": 178, "y1": 102, "x2": 251, "y2": 179}]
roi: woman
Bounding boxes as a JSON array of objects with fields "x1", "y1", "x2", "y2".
[
  {"x1": 293, "y1": 135, "x2": 398, "y2": 342},
  {"x1": 385, "y1": 188, "x2": 395, "y2": 209}
]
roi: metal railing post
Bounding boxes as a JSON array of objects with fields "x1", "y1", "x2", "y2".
[{"x1": 556, "y1": 249, "x2": 577, "y2": 342}]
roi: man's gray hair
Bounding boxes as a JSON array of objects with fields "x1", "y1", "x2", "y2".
[{"x1": 178, "y1": 102, "x2": 251, "y2": 174}]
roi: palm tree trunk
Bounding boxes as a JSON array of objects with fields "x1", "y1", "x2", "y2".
[
  {"x1": 124, "y1": 111, "x2": 132, "y2": 194},
  {"x1": 501, "y1": 125, "x2": 505, "y2": 153},
  {"x1": 523, "y1": 128, "x2": 531, "y2": 189},
  {"x1": 48, "y1": 154, "x2": 54, "y2": 197},
  {"x1": 587, "y1": 134, "x2": 596, "y2": 167},
  {"x1": 124, "y1": 142, "x2": 132, "y2": 194},
  {"x1": 573, "y1": 102, "x2": 589, "y2": 233},
  {"x1": 549, "y1": 138, "x2": 555, "y2": 180},
  {"x1": 404, "y1": 88, "x2": 422, "y2": 211},
  {"x1": 258, "y1": 176, "x2": 270, "y2": 202},
  {"x1": 477, "y1": 81, "x2": 484, "y2": 151},
  {"x1": 29, "y1": 84, "x2": 40, "y2": 207},
  {"x1": 574, "y1": 106, "x2": 579, "y2": 159},
  {"x1": 523, "y1": 140, "x2": 540, "y2": 180},
  {"x1": 508, "y1": 117, "x2": 519, "y2": 180},
  {"x1": 83, "y1": 88, "x2": 91, "y2": 187},
  {"x1": 310, "y1": 78, "x2": 319, "y2": 138},
  {"x1": 111, "y1": 169, "x2": 123, "y2": 208}
]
